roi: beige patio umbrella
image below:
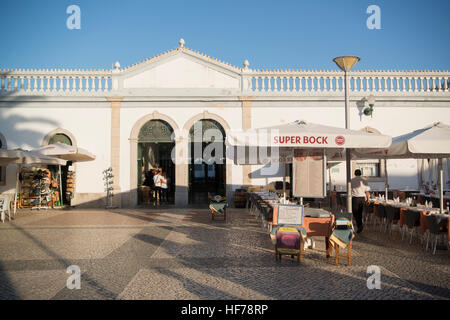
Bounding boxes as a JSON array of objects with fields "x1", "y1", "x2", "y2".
[
  {"x1": 353, "y1": 122, "x2": 450, "y2": 213},
  {"x1": 32, "y1": 142, "x2": 96, "y2": 206},
  {"x1": 0, "y1": 149, "x2": 67, "y2": 216},
  {"x1": 227, "y1": 120, "x2": 392, "y2": 209}
]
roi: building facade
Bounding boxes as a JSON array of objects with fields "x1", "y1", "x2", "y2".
[{"x1": 1, "y1": 40, "x2": 449, "y2": 208}]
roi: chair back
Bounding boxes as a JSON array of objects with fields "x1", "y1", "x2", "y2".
[
  {"x1": 425, "y1": 215, "x2": 445, "y2": 235},
  {"x1": 385, "y1": 206, "x2": 396, "y2": 221},
  {"x1": 0, "y1": 195, "x2": 11, "y2": 212},
  {"x1": 404, "y1": 210, "x2": 420, "y2": 228},
  {"x1": 363, "y1": 202, "x2": 373, "y2": 214},
  {"x1": 375, "y1": 205, "x2": 386, "y2": 218}
]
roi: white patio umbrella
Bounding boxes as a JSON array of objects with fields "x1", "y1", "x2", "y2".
[
  {"x1": 32, "y1": 142, "x2": 96, "y2": 206},
  {"x1": 0, "y1": 149, "x2": 67, "y2": 216},
  {"x1": 353, "y1": 122, "x2": 450, "y2": 213},
  {"x1": 227, "y1": 120, "x2": 392, "y2": 209}
]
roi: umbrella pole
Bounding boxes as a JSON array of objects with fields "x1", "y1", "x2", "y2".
[
  {"x1": 13, "y1": 164, "x2": 20, "y2": 217},
  {"x1": 346, "y1": 149, "x2": 352, "y2": 214},
  {"x1": 59, "y1": 165, "x2": 63, "y2": 207},
  {"x1": 282, "y1": 163, "x2": 286, "y2": 201},
  {"x1": 439, "y1": 158, "x2": 444, "y2": 214},
  {"x1": 385, "y1": 159, "x2": 389, "y2": 200}
]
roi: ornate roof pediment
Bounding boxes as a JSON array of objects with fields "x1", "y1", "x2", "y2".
[{"x1": 118, "y1": 42, "x2": 242, "y2": 90}]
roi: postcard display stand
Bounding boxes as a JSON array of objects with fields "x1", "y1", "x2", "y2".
[
  {"x1": 103, "y1": 167, "x2": 115, "y2": 209},
  {"x1": 20, "y1": 168, "x2": 55, "y2": 210}
]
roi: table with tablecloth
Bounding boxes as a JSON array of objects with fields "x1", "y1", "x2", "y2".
[{"x1": 369, "y1": 200, "x2": 449, "y2": 241}]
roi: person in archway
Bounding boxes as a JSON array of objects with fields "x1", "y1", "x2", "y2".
[
  {"x1": 161, "y1": 172, "x2": 169, "y2": 203},
  {"x1": 143, "y1": 169, "x2": 154, "y2": 204},
  {"x1": 351, "y1": 169, "x2": 370, "y2": 233},
  {"x1": 153, "y1": 168, "x2": 162, "y2": 205}
]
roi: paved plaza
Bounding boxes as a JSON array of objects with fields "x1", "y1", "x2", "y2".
[{"x1": 0, "y1": 207, "x2": 448, "y2": 300}]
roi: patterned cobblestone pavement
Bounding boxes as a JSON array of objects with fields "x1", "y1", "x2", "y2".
[{"x1": 0, "y1": 208, "x2": 448, "y2": 300}]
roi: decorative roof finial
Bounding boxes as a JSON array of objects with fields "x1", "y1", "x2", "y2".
[
  {"x1": 114, "y1": 61, "x2": 120, "y2": 70},
  {"x1": 243, "y1": 59, "x2": 249, "y2": 70},
  {"x1": 179, "y1": 38, "x2": 185, "y2": 47}
]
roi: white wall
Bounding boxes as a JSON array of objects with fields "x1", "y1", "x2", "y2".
[{"x1": 0, "y1": 101, "x2": 111, "y2": 195}]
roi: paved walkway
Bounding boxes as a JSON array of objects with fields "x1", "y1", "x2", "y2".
[{"x1": 0, "y1": 208, "x2": 448, "y2": 300}]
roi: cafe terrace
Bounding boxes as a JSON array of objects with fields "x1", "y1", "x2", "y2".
[{"x1": 0, "y1": 39, "x2": 449, "y2": 208}]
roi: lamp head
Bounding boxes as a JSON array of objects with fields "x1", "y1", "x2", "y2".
[{"x1": 333, "y1": 56, "x2": 360, "y2": 72}]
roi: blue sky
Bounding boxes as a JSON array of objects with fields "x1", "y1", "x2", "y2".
[{"x1": 1, "y1": 0, "x2": 449, "y2": 71}]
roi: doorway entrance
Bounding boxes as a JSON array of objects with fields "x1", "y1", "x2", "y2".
[
  {"x1": 47, "y1": 133, "x2": 73, "y2": 206},
  {"x1": 137, "y1": 119, "x2": 175, "y2": 205},
  {"x1": 188, "y1": 119, "x2": 226, "y2": 204}
]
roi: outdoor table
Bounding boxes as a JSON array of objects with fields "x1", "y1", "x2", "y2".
[
  {"x1": 410, "y1": 192, "x2": 450, "y2": 207},
  {"x1": 370, "y1": 199, "x2": 450, "y2": 242}
]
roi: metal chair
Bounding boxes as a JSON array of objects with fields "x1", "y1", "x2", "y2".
[
  {"x1": 384, "y1": 205, "x2": 399, "y2": 237},
  {"x1": 375, "y1": 204, "x2": 387, "y2": 231},
  {"x1": 402, "y1": 210, "x2": 421, "y2": 244},
  {"x1": 363, "y1": 202, "x2": 374, "y2": 226},
  {"x1": 425, "y1": 215, "x2": 448, "y2": 254}
]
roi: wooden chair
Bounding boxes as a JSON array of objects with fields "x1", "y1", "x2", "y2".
[
  {"x1": 327, "y1": 218, "x2": 354, "y2": 266},
  {"x1": 275, "y1": 227, "x2": 304, "y2": 263}
]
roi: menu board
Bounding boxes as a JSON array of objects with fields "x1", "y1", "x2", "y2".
[
  {"x1": 276, "y1": 204, "x2": 303, "y2": 225},
  {"x1": 292, "y1": 149, "x2": 326, "y2": 198}
]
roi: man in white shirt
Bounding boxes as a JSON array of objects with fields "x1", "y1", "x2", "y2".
[{"x1": 351, "y1": 169, "x2": 370, "y2": 233}]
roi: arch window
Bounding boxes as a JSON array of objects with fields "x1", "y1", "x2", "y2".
[{"x1": 48, "y1": 133, "x2": 72, "y2": 146}]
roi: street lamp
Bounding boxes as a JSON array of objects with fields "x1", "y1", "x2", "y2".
[{"x1": 333, "y1": 56, "x2": 360, "y2": 214}]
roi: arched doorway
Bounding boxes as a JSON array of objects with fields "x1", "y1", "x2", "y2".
[
  {"x1": 137, "y1": 119, "x2": 175, "y2": 205},
  {"x1": 188, "y1": 119, "x2": 226, "y2": 204},
  {"x1": 43, "y1": 130, "x2": 76, "y2": 206}
]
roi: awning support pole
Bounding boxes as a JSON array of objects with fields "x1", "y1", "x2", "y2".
[
  {"x1": 385, "y1": 159, "x2": 389, "y2": 200},
  {"x1": 13, "y1": 164, "x2": 20, "y2": 217},
  {"x1": 59, "y1": 165, "x2": 64, "y2": 207},
  {"x1": 282, "y1": 163, "x2": 286, "y2": 200},
  {"x1": 439, "y1": 158, "x2": 444, "y2": 214}
]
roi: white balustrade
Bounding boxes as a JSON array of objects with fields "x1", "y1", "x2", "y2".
[
  {"x1": 245, "y1": 70, "x2": 449, "y2": 94},
  {"x1": 0, "y1": 69, "x2": 112, "y2": 94},
  {"x1": 0, "y1": 68, "x2": 448, "y2": 96}
]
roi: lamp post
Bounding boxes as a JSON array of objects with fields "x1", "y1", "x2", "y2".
[{"x1": 333, "y1": 56, "x2": 360, "y2": 214}]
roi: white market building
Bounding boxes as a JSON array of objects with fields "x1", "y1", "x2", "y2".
[{"x1": 1, "y1": 40, "x2": 449, "y2": 208}]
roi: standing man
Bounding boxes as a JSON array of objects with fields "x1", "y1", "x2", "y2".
[{"x1": 351, "y1": 169, "x2": 370, "y2": 233}]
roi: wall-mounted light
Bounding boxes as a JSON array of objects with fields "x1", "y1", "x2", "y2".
[{"x1": 363, "y1": 95, "x2": 376, "y2": 117}]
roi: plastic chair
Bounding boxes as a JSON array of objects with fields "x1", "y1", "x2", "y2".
[{"x1": 0, "y1": 195, "x2": 12, "y2": 223}]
